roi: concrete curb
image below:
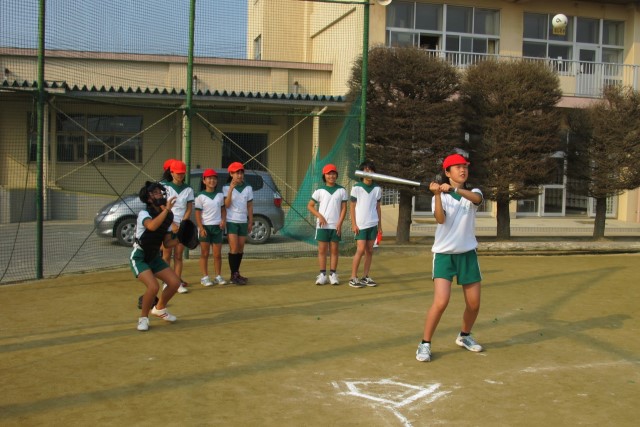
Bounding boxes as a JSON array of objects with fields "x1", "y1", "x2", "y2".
[{"x1": 377, "y1": 239, "x2": 640, "y2": 256}]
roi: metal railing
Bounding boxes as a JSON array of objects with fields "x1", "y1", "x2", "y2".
[{"x1": 425, "y1": 50, "x2": 640, "y2": 99}]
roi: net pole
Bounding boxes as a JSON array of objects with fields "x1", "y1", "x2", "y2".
[
  {"x1": 35, "y1": 0, "x2": 46, "y2": 279},
  {"x1": 183, "y1": 0, "x2": 196, "y2": 261},
  {"x1": 185, "y1": 0, "x2": 195, "y2": 182},
  {"x1": 359, "y1": 1, "x2": 369, "y2": 164}
]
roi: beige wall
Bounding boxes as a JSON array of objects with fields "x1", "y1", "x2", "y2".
[
  {"x1": 0, "y1": 95, "x2": 34, "y2": 188},
  {"x1": 1, "y1": 49, "x2": 336, "y2": 98}
]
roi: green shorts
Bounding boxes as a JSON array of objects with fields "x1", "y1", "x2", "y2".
[
  {"x1": 199, "y1": 224, "x2": 224, "y2": 244},
  {"x1": 432, "y1": 250, "x2": 482, "y2": 285},
  {"x1": 315, "y1": 228, "x2": 341, "y2": 243},
  {"x1": 129, "y1": 247, "x2": 170, "y2": 278},
  {"x1": 226, "y1": 221, "x2": 248, "y2": 237},
  {"x1": 355, "y1": 225, "x2": 378, "y2": 241}
]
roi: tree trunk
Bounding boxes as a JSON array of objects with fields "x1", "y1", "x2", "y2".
[
  {"x1": 592, "y1": 197, "x2": 607, "y2": 240},
  {"x1": 496, "y1": 198, "x2": 511, "y2": 240},
  {"x1": 396, "y1": 190, "x2": 414, "y2": 243}
]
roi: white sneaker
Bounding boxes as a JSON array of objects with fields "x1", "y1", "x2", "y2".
[
  {"x1": 151, "y1": 306, "x2": 177, "y2": 322},
  {"x1": 416, "y1": 342, "x2": 431, "y2": 362},
  {"x1": 214, "y1": 275, "x2": 227, "y2": 285},
  {"x1": 201, "y1": 276, "x2": 214, "y2": 287},
  {"x1": 315, "y1": 273, "x2": 327, "y2": 285},
  {"x1": 137, "y1": 317, "x2": 149, "y2": 331},
  {"x1": 455, "y1": 333, "x2": 483, "y2": 352},
  {"x1": 177, "y1": 283, "x2": 189, "y2": 294},
  {"x1": 329, "y1": 272, "x2": 339, "y2": 285}
]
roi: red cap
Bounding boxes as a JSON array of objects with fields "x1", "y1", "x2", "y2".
[
  {"x1": 203, "y1": 168, "x2": 217, "y2": 178},
  {"x1": 171, "y1": 160, "x2": 187, "y2": 174},
  {"x1": 163, "y1": 158, "x2": 176, "y2": 171},
  {"x1": 227, "y1": 162, "x2": 244, "y2": 173},
  {"x1": 442, "y1": 154, "x2": 470, "y2": 170},
  {"x1": 322, "y1": 164, "x2": 338, "y2": 175}
]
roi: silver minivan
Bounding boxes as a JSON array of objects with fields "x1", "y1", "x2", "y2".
[{"x1": 94, "y1": 169, "x2": 285, "y2": 245}]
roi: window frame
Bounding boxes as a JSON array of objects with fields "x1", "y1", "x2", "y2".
[
  {"x1": 386, "y1": 2, "x2": 500, "y2": 54},
  {"x1": 55, "y1": 113, "x2": 143, "y2": 164}
]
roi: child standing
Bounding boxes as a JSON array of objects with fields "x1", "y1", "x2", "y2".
[
  {"x1": 161, "y1": 158, "x2": 175, "y2": 183},
  {"x1": 195, "y1": 168, "x2": 227, "y2": 287},
  {"x1": 130, "y1": 181, "x2": 181, "y2": 331},
  {"x1": 223, "y1": 162, "x2": 253, "y2": 285},
  {"x1": 349, "y1": 160, "x2": 382, "y2": 288},
  {"x1": 307, "y1": 164, "x2": 347, "y2": 285},
  {"x1": 162, "y1": 160, "x2": 195, "y2": 294},
  {"x1": 416, "y1": 154, "x2": 484, "y2": 362}
]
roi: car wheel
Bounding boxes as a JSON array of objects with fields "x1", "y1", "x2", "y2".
[
  {"x1": 248, "y1": 215, "x2": 271, "y2": 244},
  {"x1": 115, "y1": 217, "x2": 137, "y2": 246}
]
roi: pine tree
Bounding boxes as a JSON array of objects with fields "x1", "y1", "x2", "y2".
[
  {"x1": 347, "y1": 46, "x2": 461, "y2": 243},
  {"x1": 460, "y1": 60, "x2": 563, "y2": 239},
  {"x1": 567, "y1": 85, "x2": 640, "y2": 239}
]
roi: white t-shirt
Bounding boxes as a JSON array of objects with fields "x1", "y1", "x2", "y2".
[
  {"x1": 350, "y1": 182, "x2": 382, "y2": 229},
  {"x1": 223, "y1": 183, "x2": 253, "y2": 223},
  {"x1": 431, "y1": 189, "x2": 483, "y2": 254},
  {"x1": 134, "y1": 210, "x2": 153, "y2": 240},
  {"x1": 194, "y1": 191, "x2": 225, "y2": 225},
  {"x1": 311, "y1": 184, "x2": 348, "y2": 229},
  {"x1": 164, "y1": 182, "x2": 194, "y2": 225}
]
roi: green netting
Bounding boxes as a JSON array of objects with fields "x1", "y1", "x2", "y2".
[
  {"x1": 281, "y1": 99, "x2": 360, "y2": 247},
  {"x1": 0, "y1": 0, "x2": 366, "y2": 283}
]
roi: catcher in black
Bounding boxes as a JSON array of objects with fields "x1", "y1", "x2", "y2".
[{"x1": 130, "y1": 181, "x2": 182, "y2": 331}]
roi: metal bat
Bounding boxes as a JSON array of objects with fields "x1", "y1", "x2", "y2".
[{"x1": 354, "y1": 170, "x2": 429, "y2": 188}]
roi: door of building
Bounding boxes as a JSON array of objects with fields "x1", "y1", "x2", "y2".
[{"x1": 575, "y1": 46, "x2": 602, "y2": 96}]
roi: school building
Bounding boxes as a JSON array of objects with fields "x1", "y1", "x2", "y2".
[{"x1": 1, "y1": 0, "x2": 639, "y2": 224}]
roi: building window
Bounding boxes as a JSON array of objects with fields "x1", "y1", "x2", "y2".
[
  {"x1": 387, "y1": 3, "x2": 499, "y2": 55},
  {"x1": 222, "y1": 132, "x2": 267, "y2": 171},
  {"x1": 523, "y1": 13, "x2": 624, "y2": 66},
  {"x1": 27, "y1": 112, "x2": 51, "y2": 162},
  {"x1": 576, "y1": 17, "x2": 599, "y2": 44},
  {"x1": 56, "y1": 114, "x2": 143, "y2": 163},
  {"x1": 253, "y1": 35, "x2": 262, "y2": 60},
  {"x1": 603, "y1": 20, "x2": 624, "y2": 47}
]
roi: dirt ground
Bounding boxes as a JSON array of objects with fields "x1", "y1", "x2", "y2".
[{"x1": 1, "y1": 248, "x2": 639, "y2": 426}]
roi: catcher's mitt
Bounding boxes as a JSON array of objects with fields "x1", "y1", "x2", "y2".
[{"x1": 177, "y1": 219, "x2": 199, "y2": 249}]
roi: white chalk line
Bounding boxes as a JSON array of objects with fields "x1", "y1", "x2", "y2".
[
  {"x1": 519, "y1": 360, "x2": 636, "y2": 374},
  {"x1": 332, "y1": 379, "x2": 450, "y2": 427}
]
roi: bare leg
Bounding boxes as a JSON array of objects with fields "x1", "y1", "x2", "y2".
[
  {"x1": 362, "y1": 239, "x2": 375, "y2": 276},
  {"x1": 137, "y1": 270, "x2": 161, "y2": 317},
  {"x1": 213, "y1": 243, "x2": 222, "y2": 276},
  {"x1": 162, "y1": 246, "x2": 172, "y2": 268},
  {"x1": 461, "y1": 282, "x2": 481, "y2": 333},
  {"x1": 173, "y1": 243, "x2": 185, "y2": 281},
  {"x1": 351, "y1": 239, "x2": 366, "y2": 278},
  {"x1": 422, "y1": 278, "x2": 452, "y2": 342},
  {"x1": 317, "y1": 241, "x2": 329, "y2": 271},
  {"x1": 329, "y1": 241, "x2": 339, "y2": 271},
  {"x1": 155, "y1": 267, "x2": 180, "y2": 309},
  {"x1": 199, "y1": 242, "x2": 211, "y2": 278}
]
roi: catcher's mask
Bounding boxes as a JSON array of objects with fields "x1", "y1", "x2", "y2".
[{"x1": 139, "y1": 181, "x2": 167, "y2": 206}]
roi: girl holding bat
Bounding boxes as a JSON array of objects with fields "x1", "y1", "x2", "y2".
[
  {"x1": 348, "y1": 160, "x2": 382, "y2": 288},
  {"x1": 416, "y1": 153, "x2": 484, "y2": 362}
]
